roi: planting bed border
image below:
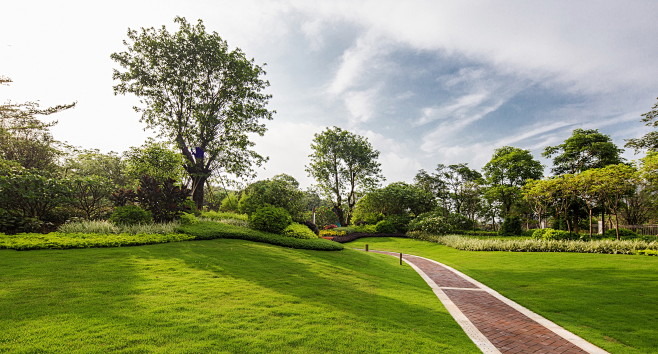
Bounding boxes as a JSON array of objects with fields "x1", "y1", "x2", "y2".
[{"x1": 330, "y1": 233, "x2": 407, "y2": 243}]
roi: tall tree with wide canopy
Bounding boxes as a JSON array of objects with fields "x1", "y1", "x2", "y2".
[
  {"x1": 626, "y1": 97, "x2": 658, "y2": 153},
  {"x1": 483, "y1": 146, "x2": 543, "y2": 217},
  {"x1": 111, "y1": 17, "x2": 273, "y2": 208},
  {"x1": 306, "y1": 127, "x2": 383, "y2": 226},
  {"x1": 543, "y1": 128, "x2": 624, "y2": 175}
]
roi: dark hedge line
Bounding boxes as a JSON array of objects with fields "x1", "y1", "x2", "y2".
[{"x1": 331, "y1": 233, "x2": 407, "y2": 243}]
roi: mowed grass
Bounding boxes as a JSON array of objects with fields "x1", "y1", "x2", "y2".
[
  {"x1": 348, "y1": 237, "x2": 658, "y2": 353},
  {"x1": 0, "y1": 239, "x2": 478, "y2": 353}
]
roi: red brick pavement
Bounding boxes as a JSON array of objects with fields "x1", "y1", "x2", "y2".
[{"x1": 365, "y1": 249, "x2": 601, "y2": 354}]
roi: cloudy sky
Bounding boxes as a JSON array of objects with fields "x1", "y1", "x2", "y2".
[{"x1": 2, "y1": 0, "x2": 657, "y2": 187}]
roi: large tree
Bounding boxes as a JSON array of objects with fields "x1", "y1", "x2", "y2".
[
  {"x1": 483, "y1": 146, "x2": 543, "y2": 218},
  {"x1": 626, "y1": 97, "x2": 658, "y2": 153},
  {"x1": 352, "y1": 182, "x2": 435, "y2": 223},
  {"x1": 1, "y1": 76, "x2": 75, "y2": 171},
  {"x1": 306, "y1": 127, "x2": 383, "y2": 226},
  {"x1": 543, "y1": 128, "x2": 624, "y2": 175},
  {"x1": 111, "y1": 17, "x2": 274, "y2": 208},
  {"x1": 414, "y1": 163, "x2": 482, "y2": 220}
]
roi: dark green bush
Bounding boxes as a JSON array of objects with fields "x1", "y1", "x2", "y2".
[
  {"x1": 384, "y1": 215, "x2": 411, "y2": 233},
  {"x1": 249, "y1": 206, "x2": 292, "y2": 233},
  {"x1": 135, "y1": 176, "x2": 191, "y2": 222},
  {"x1": 541, "y1": 228, "x2": 579, "y2": 240},
  {"x1": 604, "y1": 228, "x2": 639, "y2": 239},
  {"x1": 500, "y1": 216, "x2": 522, "y2": 236},
  {"x1": 0, "y1": 209, "x2": 42, "y2": 234},
  {"x1": 408, "y1": 211, "x2": 473, "y2": 235},
  {"x1": 375, "y1": 219, "x2": 397, "y2": 233},
  {"x1": 109, "y1": 205, "x2": 153, "y2": 225}
]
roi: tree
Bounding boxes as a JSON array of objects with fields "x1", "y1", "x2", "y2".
[
  {"x1": 111, "y1": 17, "x2": 274, "y2": 209},
  {"x1": 589, "y1": 164, "x2": 639, "y2": 240},
  {"x1": 414, "y1": 163, "x2": 482, "y2": 221},
  {"x1": 306, "y1": 127, "x2": 383, "y2": 226},
  {"x1": 483, "y1": 146, "x2": 543, "y2": 217},
  {"x1": 237, "y1": 174, "x2": 306, "y2": 221},
  {"x1": 352, "y1": 182, "x2": 435, "y2": 223},
  {"x1": 543, "y1": 128, "x2": 624, "y2": 175},
  {"x1": 626, "y1": 97, "x2": 658, "y2": 152},
  {"x1": 1, "y1": 76, "x2": 75, "y2": 171},
  {"x1": 63, "y1": 149, "x2": 131, "y2": 188},
  {"x1": 124, "y1": 140, "x2": 186, "y2": 185}
]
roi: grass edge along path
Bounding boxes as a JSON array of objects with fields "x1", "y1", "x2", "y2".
[
  {"x1": 347, "y1": 237, "x2": 658, "y2": 354},
  {"x1": 0, "y1": 238, "x2": 478, "y2": 353}
]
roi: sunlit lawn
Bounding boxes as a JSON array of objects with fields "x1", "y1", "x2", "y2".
[
  {"x1": 348, "y1": 237, "x2": 658, "y2": 354},
  {"x1": 0, "y1": 239, "x2": 478, "y2": 353}
]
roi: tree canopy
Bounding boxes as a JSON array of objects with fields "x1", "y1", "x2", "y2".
[
  {"x1": 543, "y1": 128, "x2": 624, "y2": 175},
  {"x1": 306, "y1": 126, "x2": 383, "y2": 226},
  {"x1": 111, "y1": 17, "x2": 274, "y2": 208},
  {"x1": 626, "y1": 97, "x2": 658, "y2": 153}
]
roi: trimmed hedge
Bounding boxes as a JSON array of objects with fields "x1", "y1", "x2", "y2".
[
  {"x1": 177, "y1": 221, "x2": 343, "y2": 251},
  {"x1": 0, "y1": 232, "x2": 194, "y2": 251},
  {"x1": 282, "y1": 223, "x2": 318, "y2": 239}
]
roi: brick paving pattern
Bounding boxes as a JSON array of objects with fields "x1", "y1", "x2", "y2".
[{"x1": 366, "y1": 249, "x2": 599, "y2": 353}]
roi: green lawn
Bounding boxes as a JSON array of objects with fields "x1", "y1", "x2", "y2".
[
  {"x1": 0, "y1": 239, "x2": 478, "y2": 353},
  {"x1": 348, "y1": 237, "x2": 658, "y2": 353}
]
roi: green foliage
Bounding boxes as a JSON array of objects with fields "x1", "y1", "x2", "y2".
[
  {"x1": 305, "y1": 204, "x2": 339, "y2": 228},
  {"x1": 179, "y1": 212, "x2": 199, "y2": 225},
  {"x1": 637, "y1": 249, "x2": 658, "y2": 256},
  {"x1": 306, "y1": 126, "x2": 383, "y2": 225},
  {"x1": 62, "y1": 149, "x2": 131, "y2": 188},
  {"x1": 249, "y1": 206, "x2": 292, "y2": 234},
  {"x1": 414, "y1": 163, "x2": 482, "y2": 221},
  {"x1": 124, "y1": 140, "x2": 185, "y2": 184},
  {"x1": 499, "y1": 216, "x2": 522, "y2": 236},
  {"x1": 220, "y1": 192, "x2": 240, "y2": 212},
  {"x1": 0, "y1": 232, "x2": 193, "y2": 250},
  {"x1": 604, "y1": 228, "x2": 639, "y2": 239},
  {"x1": 238, "y1": 175, "x2": 306, "y2": 221},
  {"x1": 282, "y1": 222, "x2": 318, "y2": 239},
  {"x1": 384, "y1": 214, "x2": 412, "y2": 233},
  {"x1": 625, "y1": 97, "x2": 658, "y2": 152},
  {"x1": 408, "y1": 211, "x2": 474, "y2": 235},
  {"x1": 112, "y1": 16, "x2": 273, "y2": 208},
  {"x1": 109, "y1": 205, "x2": 153, "y2": 225},
  {"x1": 544, "y1": 128, "x2": 624, "y2": 175},
  {"x1": 0, "y1": 209, "x2": 41, "y2": 234},
  {"x1": 67, "y1": 176, "x2": 114, "y2": 219},
  {"x1": 202, "y1": 210, "x2": 248, "y2": 221},
  {"x1": 0, "y1": 170, "x2": 71, "y2": 222},
  {"x1": 135, "y1": 176, "x2": 192, "y2": 222},
  {"x1": 177, "y1": 221, "x2": 343, "y2": 251},
  {"x1": 352, "y1": 182, "x2": 435, "y2": 224},
  {"x1": 58, "y1": 220, "x2": 178, "y2": 235},
  {"x1": 374, "y1": 219, "x2": 397, "y2": 234}
]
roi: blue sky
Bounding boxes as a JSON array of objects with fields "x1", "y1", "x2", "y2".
[{"x1": 2, "y1": 0, "x2": 657, "y2": 187}]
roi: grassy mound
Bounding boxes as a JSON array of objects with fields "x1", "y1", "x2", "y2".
[{"x1": 0, "y1": 239, "x2": 477, "y2": 352}]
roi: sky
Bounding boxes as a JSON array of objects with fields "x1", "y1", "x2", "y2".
[{"x1": 2, "y1": 0, "x2": 658, "y2": 188}]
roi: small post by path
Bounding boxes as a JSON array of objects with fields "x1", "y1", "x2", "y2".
[
  {"x1": 365, "y1": 244, "x2": 369, "y2": 252},
  {"x1": 399, "y1": 253, "x2": 403, "y2": 265}
]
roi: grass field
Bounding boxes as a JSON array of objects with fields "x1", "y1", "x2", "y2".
[
  {"x1": 348, "y1": 237, "x2": 658, "y2": 353},
  {"x1": 0, "y1": 239, "x2": 478, "y2": 353}
]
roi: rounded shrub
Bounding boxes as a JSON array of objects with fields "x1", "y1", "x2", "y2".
[
  {"x1": 375, "y1": 219, "x2": 397, "y2": 233},
  {"x1": 109, "y1": 205, "x2": 152, "y2": 225},
  {"x1": 282, "y1": 222, "x2": 318, "y2": 239},
  {"x1": 179, "y1": 212, "x2": 199, "y2": 225},
  {"x1": 604, "y1": 228, "x2": 639, "y2": 239},
  {"x1": 532, "y1": 228, "x2": 548, "y2": 239},
  {"x1": 499, "y1": 216, "x2": 522, "y2": 236},
  {"x1": 249, "y1": 206, "x2": 292, "y2": 234},
  {"x1": 384, "y1": 215, "x2": 411, "y2": 233},
  {"x1": 541, "y1": 228, "x2": 578, "y2": 241},
  {"x1": 408, "y1": 211, "x2": 473, "y2": 235}
]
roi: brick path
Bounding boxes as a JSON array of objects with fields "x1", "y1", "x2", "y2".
[{"x1": 365, "y1": 250, "x2": 607, "y2": 354}]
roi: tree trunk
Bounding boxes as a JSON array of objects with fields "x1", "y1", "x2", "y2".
[
  {"x1": 588, "y1": 209, "x2": 593, "y2": 239},
  {"x1": 333, "y1": 205, "x2": 346, "y2": 226},
  {"x1": 191, "y1": 174, "x2": 209, "y2": 210}
]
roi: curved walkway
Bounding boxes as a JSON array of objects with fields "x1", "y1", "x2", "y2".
[{"x1": 363, "y1": 249, "x2": 608, "y2": 354}]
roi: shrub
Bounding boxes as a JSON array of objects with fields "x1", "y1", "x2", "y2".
[
  {"x1": 385, "y1": 215, "x2": 411, "y2": 233},
  {"x1": 319, "y1": 229, "x2": 346, "y2": 237},
  {"x1": 302, "y1": 220, "x2": 320, "y2": 235},
  {"x1": 0, "y1": 232, "x2": 194, "y2": 250},
  {"x1": 135, "y1": 176, "x2": 191, "y2": 222},
  {"x1": 249, "y1": 206, "x2": 292, "y2": 234},
  {"x1": 219, "y1": 192, "x2": 240, "y2": 212},
  {"x1": 202, "y1": 211, "x2": 249, "y2": 221},
  {"x1": 179, "y1": 212, "x2": 199, "y2": 225},
  {"x1": 541, "y1": 228, "x2": 579, "y2": 241},
  {"x1": 110, "y1": 205, "x2": 153, "y2": 225},
  {"x1": 375, "y1": 219, "x2": 397, "y2": 234},
  {"x1": 283, "y1": 222, "x2": 318, "y2": 239},
  {"x1": 604, "y1": 228, "x2": 639, "y2": 239},
  {"x1": 532, "y1": 228, "x2": 548, "y2": 239},
  {"x1": 0, "y1": 209, "x2": 42, "y2": 234},
  {"x1": 500, "y1": 216, "x2": 522, "y2": 236},
  {"x1": 408, "y1": 212, "x2": 451, "y2": 235}
]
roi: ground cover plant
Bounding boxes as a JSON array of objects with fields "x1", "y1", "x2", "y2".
[
  {"x1": 0, "y1": 239, "x2": 478, "y2": 353},
  {"x1": 348, "y1": 237, "x2": 658, "y2": 353},
  {"x1": 407, "y1": 232, "x2": 658, "y2": 255}
]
